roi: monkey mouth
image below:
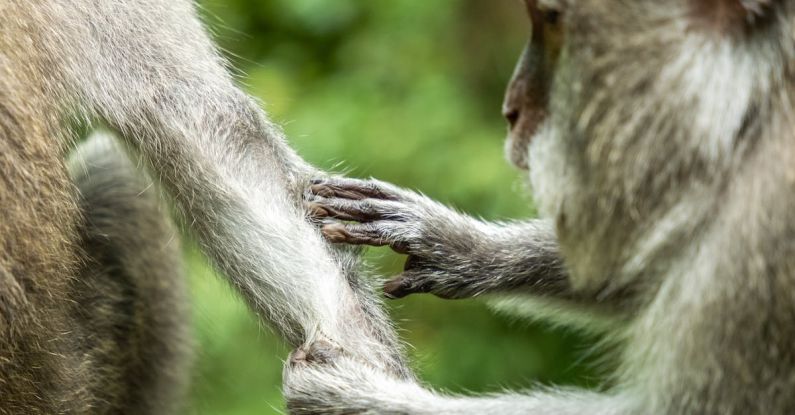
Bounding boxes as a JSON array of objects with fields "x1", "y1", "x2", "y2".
[{"x1": 504, "y1": 108, "x2": 546, "y2": 171}]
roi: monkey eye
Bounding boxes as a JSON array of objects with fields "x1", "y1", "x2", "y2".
[
  {"x1": 524, "y1": 1, "x2": 564, "y2": 21},
  {"x1": 543, "y1": 9, "x2": 560, "y2": 25},
  {"x1": 524, "y1": 1, "x2": 565, "y2": 33},
  {"x1": 523, "y1": 0, "x2": 565, "y2": 69}
]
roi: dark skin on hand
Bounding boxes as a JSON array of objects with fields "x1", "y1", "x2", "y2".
[{"x1": 306, "y1": 180, "x2": 414, "y2": 298}]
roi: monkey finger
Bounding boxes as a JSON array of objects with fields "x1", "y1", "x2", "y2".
[
  {"x1": 309, "y1": 196, "x2": 408, "y2": 222},
  {"x1": 320, "y1": 222, "x2": 411, "y2": 254},
  {"x1": 321, "y1": 222, "x2": 393, "y2": 247},
  {"x1": 382, "y1": 273, "x2": 433, "y2": 299},
  {"x1": 304, "y1": 200, "x2": 364, "y2": 222},
  {"x1": 304, "y1": 200, "x2": 329, "y2": 219},
  {"x1": 310, "y1": 177, "x2": 402, "y2": 201}
]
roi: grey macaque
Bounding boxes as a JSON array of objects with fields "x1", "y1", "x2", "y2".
[
  {"x1": 1, "y1": 0, "x2": 405, "y2": 412},
  {"x1": 301, "y1": 0, "x2": 795, "y2": 413},
  {"x1": 4, "y1": 0, "x2": 793, "y2": 413}
]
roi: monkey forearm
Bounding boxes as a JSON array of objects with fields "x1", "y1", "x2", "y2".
[
  {"x1": 134, "y1": 93, "x2": 342, "y2": 344},
  {"x1": 391, "y1": 218, "x2": 571, "y2": 299},
  {"x1": 389, "y1": 218, "x2": 633, "y2": 325},
  {"x1": 400, "y1": 217, "x2": 635, "y2": 331},
  {"x1": 127, "y1": 84, "x2": 410, "y2": 374}
]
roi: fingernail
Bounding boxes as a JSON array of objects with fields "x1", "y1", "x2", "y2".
[
  {"x1": 383, "y1": 277, "x2": 410, "y2": 299},
  {"x1": 305, "y1": 202, "x2": 329, "y2": 218},
  {"x1": 310, "y1": 184, "x2": 334, "y2": 198},
  {"x1": 321, "y1": 224, "x2": 349, "y2": 243}
]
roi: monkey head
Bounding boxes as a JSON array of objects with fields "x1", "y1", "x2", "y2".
[{"x1": 503, "y1": 0, "x2": 789, "y2": 282}]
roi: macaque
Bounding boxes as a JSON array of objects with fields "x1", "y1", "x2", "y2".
[
  {"x1": 300, "y1": 0, "x2": 795, "y2": 413},
  {"x1": 3, "y1": 0, "x2": 792, "y2": 413}
]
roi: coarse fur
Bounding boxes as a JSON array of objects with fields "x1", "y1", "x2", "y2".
[
  {"x1": 68, "y1": 133, "x2": 193, "y2": 414},
  {"x1": 0, "y1": 123, "x2": 193, "y2": 413},
  {"x1": 2, "y1": 0, "x2": 409, "y2": 412},
  {"x1": 304, "y1": 0, "x2": 795, "y2": 413},
  {"x1": 4, "y1": 0, "x2": 795, "y2": 414}
]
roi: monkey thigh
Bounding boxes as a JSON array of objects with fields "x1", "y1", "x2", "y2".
[{"x1": 68, "y1": 132, "x2": 193, "y2": 414}]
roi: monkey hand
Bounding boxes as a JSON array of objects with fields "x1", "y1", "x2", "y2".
[{"x1": 306, "y1": 177, "x2": 485, "y2": 299}]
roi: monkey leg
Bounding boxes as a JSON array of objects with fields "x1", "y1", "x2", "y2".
[{"x1": 67, "y1": 131, "x2": 193, "y2": 414}]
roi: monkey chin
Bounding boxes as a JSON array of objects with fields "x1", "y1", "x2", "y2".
[{"x1": 503, "y1": 132, "x2": 531, "y2": 171}]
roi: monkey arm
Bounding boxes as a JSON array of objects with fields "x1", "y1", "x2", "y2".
[
  {"x1": 385, "y1": 219, "x2": 568, "y2": 300},
  {"x1": 27, "y1": 0, "x2": 412, "y2": 378},
  {"x1": 307, "y1": 177, "x2": 634, "y2": 317}
]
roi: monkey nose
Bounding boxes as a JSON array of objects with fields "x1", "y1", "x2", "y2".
[{"x1": 503, "y1": 106, "x2": 520, "y2": 129}]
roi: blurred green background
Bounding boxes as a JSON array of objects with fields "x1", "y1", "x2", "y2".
[{"x1": 186, "y1": 1, "x2": 602, "y2": 413}]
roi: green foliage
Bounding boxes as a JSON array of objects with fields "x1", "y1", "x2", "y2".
[{"x1": 186, "y1": 1, "x2": 600, "y2": 413}]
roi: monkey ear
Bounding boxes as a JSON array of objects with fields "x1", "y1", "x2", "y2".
[{"x1": 692, "y1": 0, "x2": 777, "y2": 32}]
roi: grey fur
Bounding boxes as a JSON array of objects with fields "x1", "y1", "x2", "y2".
[
  {"x1": 69, "y1": 133, "x2": 193, "y2": 414},
  {"x1": 304, "y1": 0, "x2": 795, "y2": 413},
  {"x1": 4, "y1": 0, "x2": 795, "y2": 413},
  {"x1": 2, "y1": 0, "x2": 408, "y2": 411}
]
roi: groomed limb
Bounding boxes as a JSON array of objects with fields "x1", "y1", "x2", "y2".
[{"x1": 23, "y1": 0, "x2": 408, "y2": 378}]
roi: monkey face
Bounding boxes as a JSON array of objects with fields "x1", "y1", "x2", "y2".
[
  {"x1": 502, "y1": 0, "x2": 564, "y2": 170},
  {"x1": 513, "y1": 0, "x2": 788, "y2": 282}
]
